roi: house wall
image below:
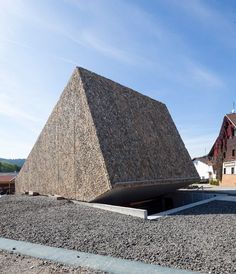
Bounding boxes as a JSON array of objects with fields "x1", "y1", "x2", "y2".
[
  {"x1": 223, "y1": 161, "x2": 236, "y2": 174},
  {"x1": 224, "y1": 137, "x2": 236, "y2": 161},
  {"x1": 221, "y1": 175, "x2": 236, "y2": 186},
  {"x1": 209, "y1": 116, "x2": 236, "y2": 181},
  {"x1": 221, "y1": 161, "x2": 236, "y2": 186},
  {"x1": 0, "y1": 181, "x2": 15, "y2": 194},
  {"x1": 193, "y1": 160, "x2": 215, "y2": 180}
]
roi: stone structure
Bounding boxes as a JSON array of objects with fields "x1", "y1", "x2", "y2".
[{"x1": 16, "y1": 67, "x2": 199, "y2": 205}]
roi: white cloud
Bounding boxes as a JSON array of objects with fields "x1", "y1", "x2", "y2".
[
  {"x1": 187, "y1": 61, "x2": 224, "y2": 89},
  {"x1": 171, "y1": 0, "x2": 236, "y2": 48},
  {"x1": 79, "y1": 31, "x2": 135, "y2": 64},
  {"x1": 0, "y1": 129, "x2": 32, "y2": 158},
  {"x1": 0, "y1": 93, "x2": 41, "y2": 123}
]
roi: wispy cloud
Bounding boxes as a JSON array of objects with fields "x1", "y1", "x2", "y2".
[
  {"x1": 80, "y1": 31, "x2": 134, "y2": 64},
  {"x1": 0, "y1": 94, "x2": 41, "y2": 123},
  {"x1": 182, "y1": 59, "x2": 224, "y2": 89},
  {"x1": 69, "y1": 30, "x2": 152, "y2": 66},
  {"x1": 7, "y1": 0, "x2": 152, "y2": 67},
  {"x1": 0, "y1": 38, "x2": 32, "y2": 50},
  {"x1": 191, "y1": 65, "x2": 223, "y2": 88},
  {"x1": 0, "y1": 0, "x2": 232, "y2": 158},
  {"x1": 171, "y1": 0, "x2": 236, "y2": 48}
]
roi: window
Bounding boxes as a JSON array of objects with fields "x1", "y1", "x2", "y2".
[
  {"x1": 233, "y1": 149, "x2": 235, "y2": 157},
  {"x1": 224, "y1": 168, "x2": 226, "y2": 174},
  {"x1": 231, "y1": 167, "x2": 235, "y2": 174}
]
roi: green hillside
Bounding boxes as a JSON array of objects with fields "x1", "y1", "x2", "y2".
[
  {"x1": 0, "y1": 161, "x2": 21, "y2": 172},
  {"x1": 0, "y1": 158, "x2": 25, "y2": 167}
]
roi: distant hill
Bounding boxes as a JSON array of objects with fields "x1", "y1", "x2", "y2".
[
  {"x1": 0, "y1": 158, "x2": 25, "y2": 167},
  {"x1": 0, "y1": 162, "x2": 20, "y2": 172}
]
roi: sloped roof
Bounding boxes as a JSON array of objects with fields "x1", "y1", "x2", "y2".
[
  {"x1": 0, "y1": 175, "x2": 16, "y2": 182},
  {"x1": 226, "y1": 113, "x2": 236, "y2": 128},
  {"x1": 209, "y1": 113, "x2": 236, "y2": 156},
  {"x1": 193, "y1": 155, "x2": 212, "y2": 166}
]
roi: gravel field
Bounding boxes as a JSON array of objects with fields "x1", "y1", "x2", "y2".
[
  {"x1": 0, "y1": 195, "x2": 236, "y2": 274},
  {"x1": 0, "y1": 250, "x2": 107, "y2": 274}
]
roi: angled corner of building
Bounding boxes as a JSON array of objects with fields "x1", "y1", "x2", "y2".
[
  {"x1": 16, "y1": 67, "x2": 111, "y2": 202},
  {"x1": 16, "y1": 67, "x2": 199, "y2": 204}
]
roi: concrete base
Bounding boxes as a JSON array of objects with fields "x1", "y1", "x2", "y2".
[
  {"x1": 72, "y1": 200, "x2": 147, "y2": 219},
  {"x1": 48, "y1": 194, "x2": 65, "y2": 200},
  {"x1": 0, "y1": 237, "x2": 200, "y2": 274},
  {"x1": 148, "y1": 194, "x2": 236, "y2": 220}
]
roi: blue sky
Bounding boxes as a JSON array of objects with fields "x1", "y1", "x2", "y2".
[{"x1": 0, "y1": 0, "x2": 236, "y2": 158}]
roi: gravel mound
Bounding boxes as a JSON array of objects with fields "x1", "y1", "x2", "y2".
[{"x1": 0, "y1": 195, "x2": 236, "y2": 274}]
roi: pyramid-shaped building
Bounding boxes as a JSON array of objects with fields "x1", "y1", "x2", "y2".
[{"x1": 16, "y1": 67, "x2": 199, "y2": 205}]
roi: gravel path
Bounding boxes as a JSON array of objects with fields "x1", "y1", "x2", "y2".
[
  {"x1": 0, "y1": 250, "x2": 106, "y2": 274},
  {"x1": 0, "y1": 195, "x2": 236, "y2": 274}
]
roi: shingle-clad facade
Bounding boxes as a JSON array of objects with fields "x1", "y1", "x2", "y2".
[{"x1": 16, "y1": 67, "x2": 199, "y2": 204}]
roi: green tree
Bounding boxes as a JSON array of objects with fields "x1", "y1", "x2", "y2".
[{"x1": 0, "y1": 162, "x2": 21, "y2": 173}]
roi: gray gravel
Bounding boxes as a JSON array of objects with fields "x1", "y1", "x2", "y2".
[{"x1": 0, "y1": 195, "x2": 236, "y2": 274}]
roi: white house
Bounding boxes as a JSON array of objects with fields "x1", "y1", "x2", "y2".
[
  {"x1": 222, "y1": 161, "x2": 236, "y2": 186},
  {"x1": 192, "y1": 157, "x2": 216, "y2": 181}
]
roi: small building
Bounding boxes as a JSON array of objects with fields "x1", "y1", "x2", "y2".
[
  {"x1": 0, "y1": 174, "x2": 16, "y2": 194},
  {"x1": 209, "y1": 112, "x2": 236, "y2": 186},
  {"x1": 192, "y1": 156, "x2": 216, "y2": 182}
]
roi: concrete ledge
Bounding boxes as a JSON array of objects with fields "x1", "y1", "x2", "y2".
[
  {"x1": 216, "y1": 195, "x2": 236, "y2": 202},
  {"x1": 148, "y1": 198, "x2": 217, "y2": 220},
  {"x1": 48, "y1": 194, "x2": 65, "y2": 200},
  {"x1": 0, "y1": 237, "x2": 201, "y2": 274},
  {"x1": 148, "y1": 194, "x2": 236, "y2": 220},
  {"x1": 28, "y1": 191, "x2": 39, "y2": 196},
  {"x1": 72, "y1": 200, "x2": 147, "y2": 219}
]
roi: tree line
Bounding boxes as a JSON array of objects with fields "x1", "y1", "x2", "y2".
[{"x1": 0, "y1": 161, "x2": 21, "y2": 172}]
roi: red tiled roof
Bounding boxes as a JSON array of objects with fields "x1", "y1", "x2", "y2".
[
  {"x1": 0, "y1": 175, "x2": 16, "y2": 182},
  {"x1": 226, "y1": 113, "x2": 236, "y2": 128}
]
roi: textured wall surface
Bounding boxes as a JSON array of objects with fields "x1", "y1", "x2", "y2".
[
  {"x1": 79, "y1": 68, "x2": 198, "y2": 185},
  {"x1": 16, "y1": 67, "x2": 199, "y2": 203},
  {"x1": 222, "y1": 175, "x2": 236, "y2": 186},
  {"x1": 16, "y1": 69, "x2": 110, "y2": 201}
]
